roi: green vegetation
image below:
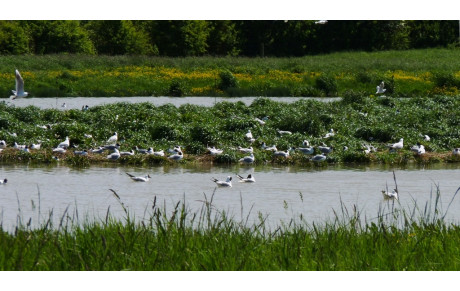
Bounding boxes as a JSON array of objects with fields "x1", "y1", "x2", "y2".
[
  {"x1": 1, "y1": 93, "x2": 460, "y2": 166},
  {"x1": 0, "y1": 49, "x2": 459, "y2": 97},
  {"x1": 1, "y1": 187, "x2": 460, "y2": 270}
]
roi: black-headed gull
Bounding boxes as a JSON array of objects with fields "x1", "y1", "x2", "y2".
[
  {"x1": 388, "y1": 138, "x2": 404, "y2": 150},
  {"x1": 107, "y1": 132, "x2": 118, "y2": 144},
  {"x1": 273, "y1": 148, "x2": 292, "y2": 158},
  {"x1": 58, "y1": 136, "x2": 70, "y2": 149},
  {"x1": 453, "y1": 148, "x2": 460, "y2": 155},
  {"x1": 302, "y1": 140, "x2": 310, "y2": 147},
  {"x1": 323, "y1": 129, "x2": 335, "y2": 138},
  {"x1": 239, "y1": 153, "x2": 255, "y2": 164},
  {"x1": 296, "y1": 146, "x2": 314, "y2": 155},
  {"x1": 168, "y1": 145, "x2": 183, "y2": 154},
  {"x1": 106, "y1": 148, "x2": 120, "y2": 160},
  {"x1": 236, "y1": 173, "x2": 255, "y2": 183},
  {"x1": 211, "y1": 176, "x2": 232, "y2": 187},
  {"x1": 74, "y1": 150, "x2": 88, "y2": 156},
  {"x1": 238, "y1": 146, "x2": 253, "y2": 154},
  {"x1": 261, "y1": 143, "x2": 277, "y2": 152},
  {"x1": 126, "y1": 172, "x2": 151, "y2": 182},
  {"x1": 30, "y1": 143, "x2": 41, "y2": 150},
  {"x1": 168, "y1": 151, "x2": 183, "y2": 161},
  {"x1": 91, "y1": 147, "x2": 105, "y2": 154},
  {"x1": 0, "y1": 140, "x2": 6, "y2": 149},
  {"x1": 417, "y1": 144, "x2": 426, "y2": 155},
  {"x1": 104, "y1": 143, "x2": 120, "y2": 151},
  {"x1": 376, "y1": 81, "x2": 386, "y2": 94},
  {"x1": 53, "y1": 147, "x2": 66, "y2": 153},
  {"x1": 0, "y1": 178, "x2": 7, "y2": 184},
  {"x1": 311, "y1": 153, "x2": 327, "y2": 162},
  {"x1": 153, "y1": 149, "x2": 164, "y2": 156},
  {"x1": 318, "y1": 144, "x2": 333, "y2": 154},
  {"x1": 10, "y1": 69, "x2": 28, "y2": 100},
  {"x1": 277, "y1": 129, "x2": 292, "y2": 135},
  {"x1": 207, "y1": 146, "x2": 223, "y2": 155},
  {"x1": 382, "y1": 189, "x2": 398, "y2": 200},
  {"x1": 245, "y1": 130, "x2": 253, "y2": 140},
  {"x1": 120, "y1": 149, "x2": 135, "y2": 156}
]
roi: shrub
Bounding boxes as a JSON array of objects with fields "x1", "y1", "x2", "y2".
[
  {"x1": 218, "y1": 70, "x2": 238, "y2": 91},
  {"x1": 168, "y1": 80, "x2": 186, "y2": 97},
  {"x1": 342, "y1": 89, "x2": 366, "y2": 105},
  {"x1": 315, "y1": 74, "x2": 338, "y2": 96},
  {"x1": 432, "y1": 72, "x2": 459, "y2": 88}
]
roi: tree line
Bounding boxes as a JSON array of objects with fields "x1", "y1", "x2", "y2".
[{"x1": 0, "y1": 20, "x2": 458, "y2": 57}]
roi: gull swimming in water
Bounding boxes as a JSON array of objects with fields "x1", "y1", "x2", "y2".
[
  {"x1": 126, "y1": 172, "x2": 151, "y2": 182},
  {"x1": 0, "y1": 178, "x2": 7, "y2": 184},
  {"x1": 236, "y1": 173, "x2": 256, "y2": 183},
  {"x1": 382, "y1": 189, "x2": 398, "y2": 200},
  {"x1": 10, "y1": 69, "x2": 28, "y2": 100},
  {"x1": 376, "y1": 81, "x2": 386, "y2": 95},
  {"x1": 211, "y1": 176, "x2": 232, "y2": 187},
  {"x1": 239, "y1": 153, "x2": 255, "y2": 164}
]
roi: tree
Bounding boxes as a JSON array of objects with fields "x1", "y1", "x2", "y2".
[{"x1": 0, "y1": 21, "x2": 29, "y2": 54}]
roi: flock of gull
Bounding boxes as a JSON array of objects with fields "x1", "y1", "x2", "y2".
[{"x1": 3, "y1": 70, "x2": 460, "y2": 198}]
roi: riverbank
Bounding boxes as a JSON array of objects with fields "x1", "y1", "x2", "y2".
[
  {"x1": 1, "y1": 95, "x2": 460, "y2": 166},
  {"x1": 1, "y1": 49, "x2": 459, "y2": 98}
]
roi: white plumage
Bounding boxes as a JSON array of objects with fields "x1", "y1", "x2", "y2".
[{"x1": 10, "y1": 69, "x2": 28, "y2": 99}]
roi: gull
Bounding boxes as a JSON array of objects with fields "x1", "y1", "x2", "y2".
[
  {"x1": 168, "y1": 145, "x2": 183, "y2": 154},
  {"x1": 245, "y1": 130, "x2": 253, "y2": 140},
  {"x1": 136, "y1": 146, "x2": 150, "y2": 154},
  {"x1": 61, "y1": 103, "x2": 66, "y2": 108},
  {"x1": 30, "y1": 143, "x2": 41, "y2": 150},
  {"x1": 126, "y1": 172, "x2": 151, "y2": 182},
  {"x1": 107, "y1": 132, "x2": 118, "y2": 144},
  {"x1": 53, "y1": 147, "x2": 66, "y2": 153},
  {"x1": 382, "y1": 189, "x2": 398, "y2": 200},
  {"x1": 84, "y1": 133, "x2": 93, "y2": 139},
  {"x1": 82, "y1": 105, "x2": 89, "y2": 111},
  {"x1": 168, "y1": 151, "x2": 183, "y2": 161},
  {"x1": 207, "y1": 146, "x2": 223, "y2": 155},
  {"x1": 106, "y1": 148, "x2": 120, "y2": 160},
  {"x1": 315, "y1": 20, "x2": 328, "y2": 25},
  {"x1": 238, "y1": 146, "x2": 253, "y2": 154},
  {"x1": 120, "y1": 149, "x2": 135, "y2": 156},
  {"x1": 363, "y1": 144, "x2": 374, "y2": 155},
  {"x1": 261, "y1": 142, "x2": 277, "y2": 152},
  {"x1": 277, "y1": 130, "x2": 292, "y2": 135},
  {"x1": 421, "y1": 134, "x2": 430, "y2": 141},
  {"x1": 302, "y1": 140, "x2": 310, "y2": 147},
  {"x1": 0, "y1": 140, "x2": 6, "y2": 149},
  {"x1": 58, "y1": 136, "x2": 70, "y2": 149},
  {"x1": 74, "y1": 150, "x2": 88, "y2": 156},
  {"x1": 273, "y1": 148, "x2": 292, "y2": 158},
  {"x1": 211, "y1": 176, "x2": 232, "y2": 187},
  {"x1": 343, "y1": 146, "x2": 349, "y2": 151},
  {"x1": 13, "y1": 142, "x2": 26, "y2": 150},
  {"x1": 153, "y1": 149, "x2": 164, "y2": 156},
  {"x1": 236, "y1": 173, "x2": 256, "y2": 183},
  {"x1": 311, "y1": 153, "x2": 327, "y2": 162},
  {"x1": 91, "y1": 147, "x2": 105, "y2": 154},
  {"x1": 239, "y1": 153, "x2": 255, "y2": 164},
  {"x1": 376, "y1": 81, "x2": 386, "y2": 94},
  {"x1": 104, "y1": 143, "x2": 120, "y2": 151},
  {"x1": 388, "y1": 138, "x2": 404, "y2": 150},
  {"x1": 10, "y1": 69, "x2": 28, "y2": 100},
  {"x1": 261, "y1": 116, "x2": 269, "y2": 121},
  {"x1": 410, "y1": 143, "x2": 422, "y2": 153},
  {"x1": 323, "y1": 129, "x2": 335, "y2": 139},
  {"x1": 21, "y1": 145, "x2": 30, "y2": 153},
  {"x1": 0, "y1": 178, "x2": 7, "y2": 184},
  {"x1": 318, "y1": 144, "x2": 333, "y2": 154},
  {"x1": 452, "y1": 148, "x2": 460, "y2": 155},
  {"x1": 296, "y1": 146, "x2": 314, "y2": 155},
  {"x1": 254, "y1": 117, "x2": 265, "y2": 125},
  {"x1": 417, "y1": 144, "x2": 426, "y2": 155}
]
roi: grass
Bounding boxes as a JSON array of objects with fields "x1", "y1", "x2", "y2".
[
  {"x1": 1, "y1": 182, "x2": 460, "y2": 271},
  {"x1": 0, "y1": 49, "x2": 459, "y2": 97}
]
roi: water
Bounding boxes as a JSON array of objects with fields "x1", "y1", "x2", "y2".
[
  {"x1": 1, "y1": 96, "x2": 340, "y2": 110},
  {"x1": 1, "y1": 163, "x2": 460, "y2": 230}
]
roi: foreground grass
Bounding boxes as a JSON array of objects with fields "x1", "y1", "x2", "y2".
[
  {"x1": 0, "y1": 49, "x2": 459, "y2": 97},
  {"x1": 1, "y1": 189, "x2": 460, "y2": 271}
]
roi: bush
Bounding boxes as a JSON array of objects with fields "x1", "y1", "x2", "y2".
[
  {"x1": 342, "y1": 89, "x2": 366, "y2": 104},
  {"x1": 315, "y1": 74, "x2": 338, "y2": 96},
  {"x1": 168, "y1": 80, "x2": 186, "y2": 97},
  {"x1": 432, "y1": 72, "x2": 459, "y2": 88},
  {"x1": 218, "y1": 70, "x2": 238, "y2": 91}
]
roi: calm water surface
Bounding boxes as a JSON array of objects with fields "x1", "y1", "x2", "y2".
[
  {"x1": 1, "y1": 164, "x2": 460, "y2": 230},
  {"x1": 2, "y1": 96, "x2": 339, "y2": 110}
]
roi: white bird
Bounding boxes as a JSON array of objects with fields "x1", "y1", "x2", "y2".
[
  {"x1": 207, "y1": 146, "x2": 223, "y2": 155},
  {"x1": 311, "y1": 153, "x2": 327, "y2": 162},
  {"x1": 421, "y1": 134, "x2": 430, "y2": 141},
  {"x1": 318, "y1": 144, "x2": 333, "y2": 154},
  {"x1": 238, "y1": 146, "x2": 253, "y2": 154},
  {"x1": 10, "y1": 69, "x2": 28, "y2": 100},
  {"x1": 106, "y1": 148, "x2": 120, "y2": 160},
  {"x1": 135, "y1": 146, "x2": 149, "y2": 154},
  {"x1": 261, "y1": 143, "x2": 277, "y2": 152},
  {"x1": 91, "y1": 147, "x2": 105, "y2": 154},
  {"x1": 168, "y1": 151, "x2": 183, "y2": 161},
  {"x1": 30, "y1": 143, "x2": 41, "y2": 150},
  {"x1": 277, "y1": 130, "x2": 292, "y2": 135},
  {"x1": 315, "y1": 20, "x2": 328, "y2": 25},
  {"x1": 107, "y1": 132, "x2": 118, "y2": 144},
  {"x1": 0, "y1": 178, "x2": 7, "y2": 184},
  {"x1": 245, "y1": 130, "x2": 253, "y2": 140},
  {"x1": 254, "y1": 118, "x2": 265, "y2": 125},
  {"x1": 273, "y1": 148, "x2": 292, "y2": 158},
  {"x1": 239, "y1": 153, "x2": 255, "y2": 164},
  {"x1": 168, "y1": 145, "x2": 183, "y2": 154},
  {"x1": 388, "y1": 138, "x2": 404, "y2": 150},
  {"x1": 82, "y1": 105, "x2": 89, "y2": 111},
  {"x1": 120, "y1": 149, "x2": 135, "y2": 156},
  {"x1": 211, "y1": 176, "x2": 232, "y2": 187},
  {"x1": 417, "y1": 144, "x2": 426, "y2": 155},
  {"x1": 376, "y1": 81, "x2": 386, "y2": 94},
  {"x1": 296, "y1": 146, "x2": 314, "y2": 155},
  {"x1": 126, "y1": 172, "x2": 151, "y2": 182},
  {"x1": 153, "y1": 149, "x2": 165, "y2": 156},
  {"x1": 13, "y1": 142, "x2": 26, "y2": 150},
  {"x1": 323, "y1": 129, "x2": 335, "y2": 139},
  {"x1": 58, "y1": 136, "x2": 70, "y2": 149},
  {"x1": 302, "y1": 140, "x2": 310, "y2": 147},
  {"x1": 21, "y1": 145, "x2": 30, "y2": 153},
  {"x1": 382, "y1": 189, "x2": 398, "y2": 200},
  {"x1": 363, "y1": 144, "x2": 374, "y2": 155},
  {"x1": 0, "y1": 140, "x2": 6, "y2": 149},
  {"x1": 410, "y1": 143, "x2": 421, "y2": 153},
  {"x1": 52, "y1": 147, "x2": 66, "y2": 153},
  {"x1": 74, "y1": 150, "x2": 88, "y2": 156},
  {"x1": 236, "y1": 173, "x2": 256, "y2": 183},
  {"x1": 453, "y1": 148, "x2": 460, "y2": 156},
  {"x1": 104, "y1": 143, "x2": 120, "y2": 151}
]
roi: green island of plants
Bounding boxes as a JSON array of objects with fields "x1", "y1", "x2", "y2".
[{"x1": 1, "y1": 94, "x2": 460, "y2": 166}]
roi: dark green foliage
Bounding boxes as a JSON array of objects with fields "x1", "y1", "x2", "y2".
[
  {"x1": 432, "y1": 72, "x2": 460, "y2": 88},
  {"x1": 315, "y1": 74, "x2": 338, "y2": 96},
  {"x1": 168, "y1": 80, "x2": 186, "y2": 97},
  {"x1": 342, "y1": 90, "x2": 366, "y2": 105},
  {"x1": 218, "y1": 70, "x2": 238, "y2": 91}
]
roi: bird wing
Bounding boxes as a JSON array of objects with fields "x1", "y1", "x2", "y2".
[
  {"x1": 16, "y1": 70, "x2": 25, "y2": 94},
  {"x1": 125, "y1": 172, "x2": 135, "y2": 178}
]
